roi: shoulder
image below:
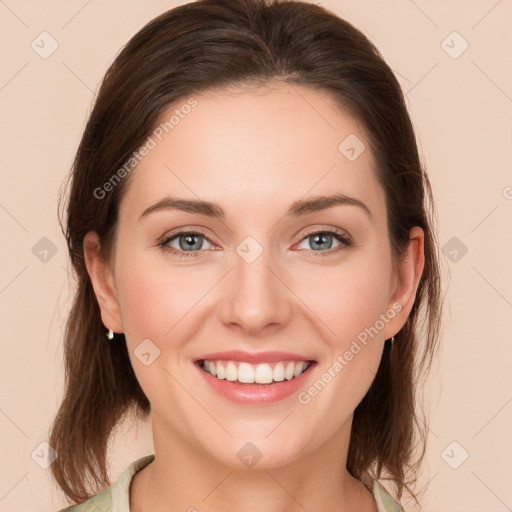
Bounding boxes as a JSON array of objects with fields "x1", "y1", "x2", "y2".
[
  {"x1": 55, "y1": 454, "x2": 155, "y2": 512},
  {"x1": 372, "y1": 479, "x2": 404, "y2": 512},
  {"x1": 362, "y1": 471, "x2": 404, "y2": 512},
  {"x1": 56, "y1": 487, "x2": 112, "y2": 511}
]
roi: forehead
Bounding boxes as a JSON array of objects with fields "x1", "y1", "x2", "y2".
[{"x1": 120, "y1": 81, "x2": 385, "y2": 224}]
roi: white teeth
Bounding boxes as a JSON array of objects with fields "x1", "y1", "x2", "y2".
[
  {"x1": 273, "y1": 362, "x2": 285, "y2": 382},
  {"x1": 238, "y1": 362, "x2": 255, "y2": 383},
  {"x1": 201, "y1": 359, "x2": 311, "y2": 384},
  {"x1": 254, "y1": 364, "x2": 273, "y2": 384},
  {"x1": 216, "y1": 362, "x2": 225, "y2": 379},
  {"x1": 285, "y1": 362, "x2": 295, "y2": 380},
  {"x1": 225, "y1": 361, "x2": 237, "y2": 381}
]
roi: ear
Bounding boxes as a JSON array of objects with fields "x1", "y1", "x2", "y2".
[
  {"x1": 83, "y1": 231, "x2": 124, "y2": 334},
  {"x1": 383, "y1": 226, "x2": 425, "y2": 339}
]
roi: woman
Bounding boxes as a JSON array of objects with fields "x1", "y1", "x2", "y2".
[{"x1": 51, "y1": 0, "x2": 442, "y2": 510}]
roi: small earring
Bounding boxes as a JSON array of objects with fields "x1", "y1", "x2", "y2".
[
  {"x1": 106, "y1": 329, "x2": 115, "y2": 340},
  {"x1": 390, "y1": 335, "x2": 395, "y2": 344}
]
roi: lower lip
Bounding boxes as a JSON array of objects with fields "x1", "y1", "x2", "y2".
[{"x1": 194, "y1": 362, "x2": 316, "y2": 405}]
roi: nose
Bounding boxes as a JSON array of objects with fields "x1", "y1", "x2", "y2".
[{"x1": 218, "y1": 246, "x2": 292, "y2": 337}]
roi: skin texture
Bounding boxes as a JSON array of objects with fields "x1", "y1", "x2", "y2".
[{"x1": 84, "y1": 81, "x2": 424, "y2": 512}]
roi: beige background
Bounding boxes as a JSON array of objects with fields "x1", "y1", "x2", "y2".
[{"x1": 1, "y1": 1, "x2": 511, "y2": 511}]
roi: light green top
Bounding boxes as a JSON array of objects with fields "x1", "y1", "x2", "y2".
[{"x1": 58, "y1": 454, "x2": 404, "y2": 512}]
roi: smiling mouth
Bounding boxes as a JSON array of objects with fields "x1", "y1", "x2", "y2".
[{"x1": 196, "y1": 359, "x2": 316, "y2": 385}]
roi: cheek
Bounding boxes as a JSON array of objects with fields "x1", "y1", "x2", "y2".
[
  {"x1": 114, "y1": 246, "x2": 219, "y2": 346},
  {"x1": 293, "y1": 254, "x2": 392, "y2": 405},
  {"x1": 294, "y1": 268, "x2": 389, "y2": 426},
  {"x1": 113, "y1": 253, "x2": 212, "y2": 398},
  {"x1": 296, "y1": 257, "x2": 392, "y2": 343}
]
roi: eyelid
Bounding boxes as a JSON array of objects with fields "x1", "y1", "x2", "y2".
[
  {"x1": 158, "y1": 225, "x2": 352, "y2": 256},
  {"x1": 158, "y1": 225, "x2": 216, "y2": 244},
  {"x1": 297, "y1": 225, "x2": 351, "y2": 244}
]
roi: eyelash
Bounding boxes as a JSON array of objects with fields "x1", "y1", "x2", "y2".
[{"x1": 157, "y1": 227, "x2": 352, "y2": 258}]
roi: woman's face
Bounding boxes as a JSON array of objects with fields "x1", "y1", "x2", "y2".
[{"x1": 86, "y1": 81, "x2": 423, "y2": 469}]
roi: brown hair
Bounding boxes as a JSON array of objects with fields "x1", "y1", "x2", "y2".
[{"x1": 50, "y1": 0, "x2": 442, "y2": 506}]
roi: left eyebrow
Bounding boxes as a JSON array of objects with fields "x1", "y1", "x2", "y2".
[
  {"x1": 287, "y1": 194, "x2": 373, "y2": 221},
  {"x1": 137, "y1": 193, "x2": 373, "y2": 223}
]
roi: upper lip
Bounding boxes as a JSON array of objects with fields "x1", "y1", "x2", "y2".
[{"x1": 195, "y1": 350, "x2": 315, "y2": 364}]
